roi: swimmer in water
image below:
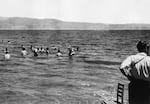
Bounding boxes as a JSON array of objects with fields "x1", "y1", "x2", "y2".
[
  {"x1": 21, "y1": 47, "x2": 28, "y2": 57},
  {"x1": 30, "y1": 45, "x2": 37, "y2": 52},
  {"x1": 4, "y1": 48, "x2": 11, "y2": 60},
  {"x1": 40, "y1": 46, "x2": 45, "y2": 54},
  {"x1": 45, "y1": 47, "x2": 50, "y2": 55},
  {"x1": 68, "y1": 47, "x2": 75, "y2": 57},
  {"x1": 33, "y1": 50, "x2": 38, "y2": 57},
  {"x1": 56, "y1": 49, "x2": 62, "y2": 56},
  {"x1": 30, "y1": 45, "x2": 38, "y2": 57},
  {"x1": 75, "y1": 46, "x2": 79, "y2": 52},
  {"x1": 7, "y1": 41, "x2": 11, "y2": 44}
]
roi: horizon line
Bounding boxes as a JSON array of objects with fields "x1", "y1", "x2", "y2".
[{"x1": 1, "y1": 16, "x2": 150, "y2": 25}]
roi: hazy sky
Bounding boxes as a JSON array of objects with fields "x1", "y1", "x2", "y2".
[{"x1": 0, "y1": 0, "x2": 150, "y2": 24}]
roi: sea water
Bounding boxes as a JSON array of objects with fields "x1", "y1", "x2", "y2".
[{"x1": 0, "y1": 30, "x2": 149, "y2": 104}]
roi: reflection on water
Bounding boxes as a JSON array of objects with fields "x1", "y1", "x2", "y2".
[{"x1": 0, "y1": 30, "x2": 149, "y2": 104}]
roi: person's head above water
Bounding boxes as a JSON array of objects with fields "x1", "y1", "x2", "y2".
[
  {"x1": 136, "y1": 40, "x2": 148, "y2": 53},
  {"x1": 5, "y1": 48, "x2": 9, "y2": 54},
  {"x1": 22, "y1": 47, "x2": 26, "y2": 50}
]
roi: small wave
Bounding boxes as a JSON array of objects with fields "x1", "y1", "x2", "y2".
[
  {"x1": 0, "y1": 68, "x2": 18, "y2": 73},
  {"x1": 38, "y1": 82, "x2": 77, "y2": 89},
  {"x1": 84, "y1": 59, "x2": 121, "y2": 65},
  {"x1": 37, "y1": 74, "x2": 63, "y2": 78}
]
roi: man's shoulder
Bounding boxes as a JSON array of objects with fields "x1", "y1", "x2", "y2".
[
  {"x1": 131, "y1": 53, "x2": 147, "y2": 58},
  {"x1": 144, "y1": 56, "x2": 150, "y2": 60},
  {"x1": 125, "y1": 54, "x2": 146, "y2": 61},
  {"x1": 125, "y1": 55, "x2": 135, "y2": 59}
]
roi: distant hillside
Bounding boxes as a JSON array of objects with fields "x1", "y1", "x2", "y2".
[{"x1": 0, "y1": 17, "x2": 150, "y2": 30}]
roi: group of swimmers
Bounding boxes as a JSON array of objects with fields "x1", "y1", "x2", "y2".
[
  {"x1": 30, "y1": 45, "x2": 50, "y2": 57},
  {"x1": 4, "y1": 44, "x2": 79, "y2": 60}
]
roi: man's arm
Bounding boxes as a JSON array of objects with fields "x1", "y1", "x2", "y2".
[
  {"x1": 120, "y1": 56, "x2": 134, "y2": 80},
  {"x1": 119, "y1": 67, "x2": 128, "y2": 77},
  {"x1": 119, "y1": 67, "x2": 133, "y2": 81}
]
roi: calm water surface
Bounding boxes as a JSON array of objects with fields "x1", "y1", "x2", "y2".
[{"x1": 0, "y1": 30, "x2": 149, "y2": 104}]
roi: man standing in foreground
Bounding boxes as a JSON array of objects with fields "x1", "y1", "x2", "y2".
[{"x1": 120, "y1": 41, "x2": 150, "y2": 104}]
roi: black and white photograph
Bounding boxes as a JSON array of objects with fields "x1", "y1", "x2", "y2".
[{"x1": 0, "y1": 0, "x2": 150, "y2": 104}]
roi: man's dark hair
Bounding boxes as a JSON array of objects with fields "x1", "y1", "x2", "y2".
[{"x1": 136, "y1": 41, "x2": 148, "y2": 52}]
